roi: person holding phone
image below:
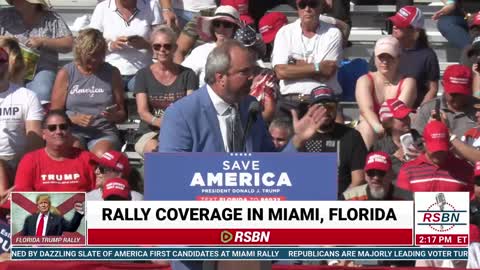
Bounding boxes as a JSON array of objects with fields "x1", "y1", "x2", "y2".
[
  {"x1": 50, "y1": 29, "x2": 127, "y2": 158},
  {"x1": 372, "y1": 98, "x2": 418, "y2": 184},
  {"x1": 89, "y1": 0, "x2": 162, "y2": 91}
]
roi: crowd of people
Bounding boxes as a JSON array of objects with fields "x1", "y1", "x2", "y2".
[{"x1": 0, "y1": 0, "x2": 479, "y2": 268}]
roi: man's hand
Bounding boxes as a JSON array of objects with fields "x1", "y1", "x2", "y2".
[
  {"x1": 110, "y1": 36, "x2": 129, "y2": 51},
  {"x1": 74, "y1": 202, "x2": 84, "y2": 215},
  {"x1": 432, "y1": 4, "x2": 456, "y2": 20},
  {"x1": 26, "y1": 37, "x2": 45, "y2": 49},
  {"x1": 290, "y1": 104, "x2": 326, "y2": 149},
  {"x1": 162, "y1": 9, "x2": 178, "y2": 28}
]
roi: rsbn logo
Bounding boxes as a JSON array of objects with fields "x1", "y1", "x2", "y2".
[{"x1": 417, "y1": 193, "x2": 466, "y2": 232}]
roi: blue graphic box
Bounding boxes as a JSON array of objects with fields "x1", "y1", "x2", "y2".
[{"x1": 144, "y1": 153, "x2": 337, "y2": 200}]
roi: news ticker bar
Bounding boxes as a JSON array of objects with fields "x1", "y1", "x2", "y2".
[{"x1": 11, "y1": 247, "x2": 468, "y2": 260}]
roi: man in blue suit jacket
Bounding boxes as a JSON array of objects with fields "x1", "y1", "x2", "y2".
[
  {"x1": 159, "y1": 40, "x2": 326, "y2": 153},
  {"x1": 158, "y1": 40, "x2": 328, "y2": 270}
]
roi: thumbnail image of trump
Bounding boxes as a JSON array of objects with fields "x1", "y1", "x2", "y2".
[{"x1": 21, "y1": 194, "x2": 84, "y2": 236}]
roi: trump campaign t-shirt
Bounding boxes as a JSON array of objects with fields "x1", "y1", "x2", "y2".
[
  {"x1": 0, "y1": 84, "x2": 43, "y2": 157},
  {"x1": 15, "y1": 148, "x2": 96, "y2": 192}
]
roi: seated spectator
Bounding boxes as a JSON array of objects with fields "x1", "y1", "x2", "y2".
[
  {"x1": 0, "y1": 37, "x2": 26, "y2": 85},
  {"x1": 15, "y1": 110, "x2": 96, "y2": 192},
  {"x1": 221, "y1": 0, "x2": 255, "y2": 27},
  {"x1": 134, "y1": 25, "x2": 198, "y2": 156},
  {"x1": 356, "y1": 36, "x2": 416, "y2": 149},
  {"x1": 0, "y1": 44, "x2": 44, "y2": 195},
  {"x1": 87, "y1": 150, "x2": 143, "y2": 201},
  {"x1": 397, "y1": 120, "x2": 473, "y2": 195},
  {"x1": 301, "y1": 86, "x2": 367, "y2": 197},
  {"x1": 89, "y1": 0, "x2": 162, "y2": 91},
  {"x1": 269, "y1": 117, "x2": 293, "y2": 150},
  {"x1": 50, "y1": 28, "x2": 127, "y2": 157},
  {"x1": 182, "y1": 5, "x2": 241, "y2": 87},
  {"x1": 413, "y1": 64, "x2": 477, "y2": 137},
  {"x1": 0, "y1": 0, "x2": 73, "y2": 103},
  {"x1": 373, "y1": 98, "x2": 419, "y2": 182},
  {"x1": 234, "y1": 26, "x2": 277, "y2": 122},
  {"x1": 468, "y1": 39, "x2": 480, "y2": 97},
  {"x1": 272, "y1": 0, "x2": 342, "y2": 119},
  {"x1": 258, "y1": 12, "x2": 288, "y2": 61},
  {"x1": 342, "y1": 151, "x2": 402, "y2": 200},
  {"x1": 371, "y1": 6, "x2": 440, "y2": 108}
]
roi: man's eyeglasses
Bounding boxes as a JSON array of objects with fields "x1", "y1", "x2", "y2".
[
  {"x1": 46, "y1": 123, "x2": 69, "y2": 132},
  {"x1": 366, "y1": 170, "x2": 386, "y2": 178},
  {"x1": 297, "y1": 0, "x2": 320, "y2": 9},
  {"x1": 212, "y1": 20, "x2": 235, "y2": 29},
  {"x1": 97, "y1": 166, "x2": 114, "y2": 174},
  {"x1": 317, "y1": 101, "x2": 337, "y2": 111},
  {"x1": 152, "y1": 43, "x2": 173, "y2": 51}
]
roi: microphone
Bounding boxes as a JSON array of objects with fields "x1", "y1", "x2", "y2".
[
  {"x1": 436, "y1": 193, "x2": 446, "y2": 211},
  {"x1": 241, "y1": 101, "x2": 260, "y2": 152}
]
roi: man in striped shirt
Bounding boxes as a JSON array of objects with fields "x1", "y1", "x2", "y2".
[{"x1": 397, "y1": 121, "x2": 473, "y2": 195}]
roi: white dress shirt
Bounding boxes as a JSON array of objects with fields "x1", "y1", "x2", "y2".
[{"x1": 206, "y1": 85, "x2": 235, "y2": 152}]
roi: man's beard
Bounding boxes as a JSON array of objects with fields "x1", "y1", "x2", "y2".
[{"x1": 370, "y1": 187, "x2": 386, "y2": 199}]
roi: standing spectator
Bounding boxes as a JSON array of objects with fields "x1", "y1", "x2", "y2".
[
  {"x1": 87, "y1": 150, "x2": 143, "y2": 201},
  {"x1": 134, "y1": 25, "x2": 198, "y2": 156},
  {"x1": 413, "y1": 64, "x2": 477, "y2": 137},
  {"x1": 371, "y1": 6, "x2": 440, "y2": 108},
  {"x1": 14, "y1": 110, "x2": 96, "y2": 192},
  {"x1": 50, "y1": 28, "x2": 126, "y2": 157},
  {"x1": 182, "y1": 6, "x2": 241, "y2": 87},
  {"x1": 0, "y1": 37, "x2": 26, "y2": 85},
  {"x1": 397, "y1": 120, "x2": 473, "y2": 194},
  {"x1": 302, "y1": 86, "x2": 368, "y2": 197},
  {"x1": 269, "y1": 118, "x2": 293, "y2": 150},
  {"x1": 357, "y1": 36, "x2": 416, "y2": 149},
  {"x1": 89, "y1": 0, "x2": 162, "y2": 91},
  {"x1": 373, "y1": 98, "x2": 418, "y2": 183},
  {"x1": 258, "y1": 12, "x2": 288, "y2": 61},
  {"x1": 0, "y1": 0, "x2": 73, "y2": 103},
  {"x1": 468, "y1": 38, "x2": 480, "y2": 96},
  {"x1": 342, "y1": 151, "x2": 402, "y2": 200},
  {"x1": 272, "y1": 0, "x2": 342, "y2": 119},
  {"x1": 0, "y1": 45, "x2": 43, "y2": 195}
]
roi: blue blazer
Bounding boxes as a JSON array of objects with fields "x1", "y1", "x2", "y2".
[{"x1": 159, "y1": 86, "x2": 281, "y2": 152}]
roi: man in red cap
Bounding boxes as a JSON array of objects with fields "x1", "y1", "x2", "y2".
[
  {"x1": 397, "y1": 120, "x2": 473, "y2": 195},
  {"x1": 102, "y1": 178, "x2": 133, "y2": 201},
  {"x1": 342, "y1": 152, "x2": 402, "y2": 200},
  {"x1": 413, "y1": 64, "x2": 478, "y2": 138},
  {"x1": 87, "y1": 150, "x2": 143, "y2": 201}
]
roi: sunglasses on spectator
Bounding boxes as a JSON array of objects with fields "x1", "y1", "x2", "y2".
[
  {"x1": 212, "y1": 20, "x2": 236, "y2": 29},
  {"x1": 46, "y1": 123, "x2": 69, "y2": 132},
  {"x1": 97, "y1": 166, "x2": 115, "y2": 174},
  {"x1": 152, "y1": 43, "x2": 173, "y2": 51},
  {"x1": 297, "y1": 0, "x2": 320, "y2": 9},
  {"x1": 0, "y1": 48, "x2": 8, "y2": 64},
  {"x1": 317, "y1": 101, "x2": 337, "y2": 111},
  {"x1": 366, "y1": 170, "x2": 386, "y2": 178}
]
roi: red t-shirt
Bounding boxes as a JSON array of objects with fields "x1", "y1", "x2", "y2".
[
  {"x1": 397, "y1": 153, "x2": 473, "y2": 193},
  {"x1": 15, "y1": 148, "x2": 96, "y2": 192}
]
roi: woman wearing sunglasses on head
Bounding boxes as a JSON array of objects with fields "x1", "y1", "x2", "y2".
[
  {"x1": 133, "y1": 25, "x2": 198, "y2": 156},
  {"x1": 182, "y1": 5, "x2": 241, "y2": 87},
  {"x1": 15, "y1": 110, "x2": 96, "y2": 192},
  {"x1": 50, "y1": 28, "x2": 127, "y2": 158}
]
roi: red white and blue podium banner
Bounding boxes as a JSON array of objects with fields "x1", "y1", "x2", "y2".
[
  {"x1": 85, "y1": 201, "x2": 413, "y2": 246},
  {"x1": 144, "y1": 153, "x2": 338, "y2": 201}
]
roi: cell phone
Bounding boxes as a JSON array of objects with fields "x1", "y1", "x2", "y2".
[
  {"x1": 105, "y1": 104, "x2": 118, "y2": 112},
  {"x1": 432, "y1": 98, "x2": 441, "y2": 121},
  {"x1": 127, "y1": 35, "x2": 142, "y2": 42},
  {"x1": 400, "y1": 133, "x2": 414, "y2": 156}
]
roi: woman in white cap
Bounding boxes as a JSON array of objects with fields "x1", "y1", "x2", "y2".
[
  {"x1": 182, "y1": 5, "x2": 241, "y2": 87},
  {"x1": 0, "y1": 0, "x2": 73, "y2": 104},
  {"x1": 356, "y1": 36, "x2": 417, "y2": 149}
]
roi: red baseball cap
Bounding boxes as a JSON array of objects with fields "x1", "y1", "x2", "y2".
[
  {"x1": 365, "y1": 152, "x2": 392, "y2": 172},
  {"x1": 379, "y1": 98, "x2": 415, "y2": 122},
  {"x1": 423, "y1": 121, "x2": 449, "y2": 153},
  {"x1": 221, "y1": 0, "x2": 249, "y2": 15},
  {"x1": 470, "y1": 12, "x2": 480, "y2": 28},
  {"x1": 93, "y1": 150, "x2": 131, "y2": 176},
  {"x1": 259, "y1": 12, "x2": 288, "y2": 44},
  {"x1": 389, "y1": 6, "x2": 424, "y2": 29},
  {"x1": 102, "y1": 178, "x2": 131, "y2": 200},
  {"x1": 443, "y1": 64, "x2": 472, "y2": 96}
]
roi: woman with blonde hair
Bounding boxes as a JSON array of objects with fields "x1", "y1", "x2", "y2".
[
  {"x1": 355, "y1": 36, "x2": 417, "y2": 149},
  {"x1": 0, "y1": 37, "x2": 25, "y2": 85},
  {"x1": 51, "y1": 28, "x2": 126, "y2": 157}
]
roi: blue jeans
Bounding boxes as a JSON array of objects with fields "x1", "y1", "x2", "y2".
[
  {"x1": 26, "y1": 69, "x2": 57, "y2": 103},
  {"x1": 121, "y1": 75, "x2": 136, "y2": 92},
  {"x1": 437, "y1": 15, "x2": 471, "y2": 49}
]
